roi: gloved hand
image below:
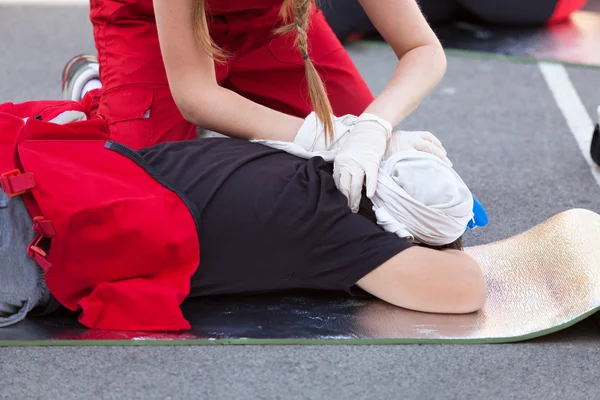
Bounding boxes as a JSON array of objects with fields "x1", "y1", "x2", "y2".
[
  {"x1": 385, "y1": 130, "x2": 452, "y2": 167},
  {"x1": 294, "y1": 112, "x2": 358, "y2": 152},
  {"x1": 333, "y1": 113, "x2": 392, "y2": 212}
]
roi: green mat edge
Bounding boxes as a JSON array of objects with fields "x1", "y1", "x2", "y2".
[
  {"x1": 0, "y1": 308, "x2": 596, "y2": 347},
  {"x1": 349, "y1": 40, "x2": 600, "y2": 71}
]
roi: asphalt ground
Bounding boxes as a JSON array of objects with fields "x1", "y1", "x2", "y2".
[{"x1": 1, "y1": 3, "x2": 600, "y2": 399}]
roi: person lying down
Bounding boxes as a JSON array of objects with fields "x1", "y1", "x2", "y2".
[{"x1": 0, "y1": 117, "x2": 487, "y2": 328}]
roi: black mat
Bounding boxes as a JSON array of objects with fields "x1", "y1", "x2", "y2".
[
  {"x1": 0, "y1": 291, "x2": 597, "y2": 346},
  {"x1": 345, "y1": 9, "x2": 600, "y2": 67},
  {"x1": 433, "y1": 11, "x2": 600, "y2": 66}
]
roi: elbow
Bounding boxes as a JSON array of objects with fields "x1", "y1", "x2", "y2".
[
  {"x1": 431, "y1": 43, "x2": 447, "y2": 84},
  {"x1": 458, "y1": 283, "x2": 487, "y2": 315},
  {"x1": 438, "y1": 46, "x2": 447, "y2": 74},
  {"x1": 452, "y1": 255, "x2": 487, "y2": 314},
  {"x1": 174, "y1": 95, "x2": 203, "y2": 126},
  {"x1": 397, "y1": 42, "x2": 447, "y2": 88},
  {"x1": 172, "y1": 85, "x2": 220, "y2": 127},
  {"x1": 413, "y1": 42, "x2": 447, "y2": 83},
  {"x1": 176, "y1": 99, "x2": 194, "y2": 124}
]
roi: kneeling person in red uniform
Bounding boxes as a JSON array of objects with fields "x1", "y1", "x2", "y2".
[{"x1": 63, "y1": 0, "x2": 448, "y2": 215}]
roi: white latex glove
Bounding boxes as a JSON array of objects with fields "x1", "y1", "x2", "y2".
[
  {"x1": 294, "y1": 112, "x2": 358, "y2": 152},
  {"x1": 333, "y1": 113, "x2": 392, "y2": 212},
  {"x1": 385, "y1": 130, "x2": 452, "y2": 167}
]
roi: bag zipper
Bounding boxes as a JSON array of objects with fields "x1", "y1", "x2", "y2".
[{"x1": 105, "y1": 141, "x2": 202, "y2": 234}]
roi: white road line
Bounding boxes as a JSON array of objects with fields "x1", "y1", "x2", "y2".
[{"x1": 538, "y1": 61, "x2": 600, "y2": 187}]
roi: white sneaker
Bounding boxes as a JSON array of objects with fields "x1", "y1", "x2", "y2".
[{"x1": 61, "y1": 54, "x2": 100, "y2": 101}]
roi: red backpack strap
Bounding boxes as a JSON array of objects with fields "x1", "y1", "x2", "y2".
[
  {"x1": 27, "y1": 234, "x2": 53, "y2": 272},
  {"x1": 26, "y1": 216, "x2": 55, "y2": 273},
  {"x1": 0, "y1": 169, "x2": 36, "y2": 197},
  {"x1": 32, "y1": 216, "x2": 55, "y2": 237}
]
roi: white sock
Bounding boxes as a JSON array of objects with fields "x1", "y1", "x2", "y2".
[{"x1": 81, "y1": 78, "x2": 102, "y2": 99}]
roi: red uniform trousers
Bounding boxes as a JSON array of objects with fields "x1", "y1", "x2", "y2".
[{"x1": 87, "y1": 0, "x2": 375, "y2": 149}]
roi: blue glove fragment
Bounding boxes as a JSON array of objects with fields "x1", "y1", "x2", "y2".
[{"x1": 466, "y1": 194, "x2": 488, "y2": 232}]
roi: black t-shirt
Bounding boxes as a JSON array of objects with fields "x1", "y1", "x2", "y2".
[{"x1": 108, "y1": 137, "x2": 412, "y2": 297}]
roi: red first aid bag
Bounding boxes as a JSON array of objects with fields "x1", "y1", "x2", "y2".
[{"x1": 0, "y1": 100, "x2": 200, "y2": 331}]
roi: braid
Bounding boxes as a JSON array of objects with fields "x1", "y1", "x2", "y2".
[{"x1": 276, "y1": 0, "x2": 335, "y2": 145}]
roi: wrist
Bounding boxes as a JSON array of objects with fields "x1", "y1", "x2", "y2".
[
  {"x1": 288, "y1": 116, "x2": 305, "y2": 142},
  {"x1": 293, "y1": 112, "x2": 321, "y2": 150},
  {"x1": 357, "y1": 113, "x2": 393, "y2": 140}
]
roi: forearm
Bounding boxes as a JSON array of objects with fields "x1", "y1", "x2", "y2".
[
  {"x1": 183, "y1": 85, "x2": 304, "y2": 142},
  {"x1": 365, "y1": 44, "x2": 447, "y2": 126}
]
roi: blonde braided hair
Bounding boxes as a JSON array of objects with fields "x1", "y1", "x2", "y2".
[{"x1": 192, "y1": 0, "x2": 335, "y2": 142}]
